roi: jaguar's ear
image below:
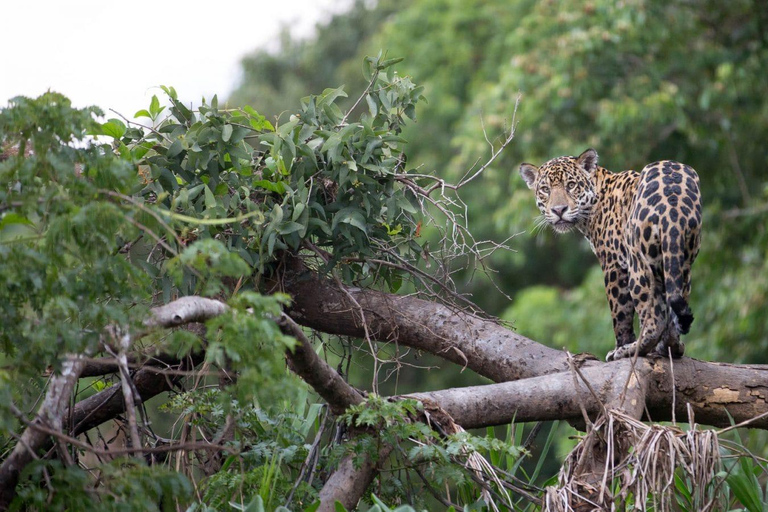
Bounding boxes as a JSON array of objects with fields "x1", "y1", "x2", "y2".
[
  {"x1": 577, "y1": 148, "x2": 598, "y2": 173},
  {"x1": 519, "y1": 163, "x2": 539, "y2": 189}
]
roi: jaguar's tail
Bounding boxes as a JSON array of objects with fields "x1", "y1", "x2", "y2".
[
  {"x1": 669, "y1": 295, "x2": 694, "y2": 334},
  {"x1": 663, "y1": 241, "x2": 694, "y2": 334}
]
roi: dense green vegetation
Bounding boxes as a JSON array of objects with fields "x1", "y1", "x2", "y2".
[
  {"x1": 1, "y1": 0, "x2": 767, "y2": 510},
  {"x1": 233, "y1": 0, "x2": 768, "y2": 363}
]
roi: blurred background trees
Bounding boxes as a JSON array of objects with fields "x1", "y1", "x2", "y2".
[
  {"x1": 230, "y1": 0, "x2": 768, "y2": 364},
  {"x1": 2, "y1": 0, "x2": 767, "y2": 509}
]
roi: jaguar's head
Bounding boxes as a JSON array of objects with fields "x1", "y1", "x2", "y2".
[{"x1": 519, "y1": 148, "x2": 599, "y2": 233}]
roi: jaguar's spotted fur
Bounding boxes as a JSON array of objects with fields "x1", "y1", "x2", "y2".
[{"x1": 519, "y1": 149, "x2": 702, "y2": 360}]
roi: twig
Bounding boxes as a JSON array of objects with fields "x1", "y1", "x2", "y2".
[
  {"x1": 455, "y1": 95, "x2": 519, "y2": 189},
  {"x1": 669, "y1": 347, "x2": 677, "y2": 425},
  {"x1": 716, "y1": 410, "x2": 768, "y2": 435},
  {"x1": 339, "y1": 65, "x2": 380, "y2": 127},
  {"x1": 566, "y1": 351, "x2": 606, "y2": 421},
  {"x1": 336, "y1": 278, "x2": 381, "y2": 394},
  {"x1": 11, "y1": 405, "x2": 235, "y2": 457},
  {"x1": 121, "y1": 213, "x2": 178, "y2": 257},
  {"x1": 104, "y1": 328, "x2": 142, "y2": 454}
]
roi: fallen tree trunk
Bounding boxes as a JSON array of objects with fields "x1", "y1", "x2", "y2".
[
  {"x1": 280, "y1": 266, "x2": 768, "y2": 429},
  {"x1": 274, "y1": 266, "x2": 768, "y2": 509},
  {"x1": 279, "y1": 265, "x2": 568, "y2": 382}
]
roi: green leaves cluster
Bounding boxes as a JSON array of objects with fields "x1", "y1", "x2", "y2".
[
  {"x1": 13, "y1": 458, "x2": 192, "y2": 512},
  {"x1": 205, "y1": 292, "x2": 299, "y2": 408},
  {"x1": 0, "y1": 91, "x2": 317, "y2": 509},
  {"x1": 341, "y1": 396, "x2": 523, "y2": 508},
  {"x1": 108, "y1": 56, "x2": 425, "y2": 294},
  {"x1": 0, "y1": 93, "x2": 146, "y2": 371},
  {"x1": 0, "y1": 50, "x2": 434, "y2": 509}
]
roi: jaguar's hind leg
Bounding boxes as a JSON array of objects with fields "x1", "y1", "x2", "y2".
[
  {"x1": 653, "y1": 321, "x2": 685, "y2": 358},
  {"x1": 606, "y1": 257, "x2": 666, "y2": 361}
]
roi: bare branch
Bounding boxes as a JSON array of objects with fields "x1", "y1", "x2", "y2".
[
  {"x1": 280, "y1": 314, "x2": 365, "y2": 414},
  {"x1": 456, "y1": 96, "x2": 519, "y2": 189},
  {"x1": 104, "y1": 329, "x2": 142, "y2": 453}
]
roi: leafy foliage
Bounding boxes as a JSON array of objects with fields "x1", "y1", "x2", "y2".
[
  {"x1": 12, "y1": 458, "x2": 192, "y2": 512},
  {"x1": 340, "y1": 396, "x2": 526, "y2": 509},
  {"x1": 0, "y1": 92, "x2": 146, "y2": 371},
  {"x1": 0, "y1": 54, "x2": 438, "y2": 510},
  {"x1": 231, "y1": 1, "x2": 768, "y2": 359},
  {"x1": 3, "y1": 0, "x2": 768, "y2": 508},
  {"x1": 113, "y1": 56, "x2": 425, "y2": 291}
]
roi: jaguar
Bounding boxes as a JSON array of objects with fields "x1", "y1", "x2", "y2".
[{"x1": 519, "y1": 148, "x2": 702, "y2": 361}]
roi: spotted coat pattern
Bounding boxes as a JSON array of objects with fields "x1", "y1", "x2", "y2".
[{"x1": 519, "y1": 149, "x2": 702, "y2": 360}]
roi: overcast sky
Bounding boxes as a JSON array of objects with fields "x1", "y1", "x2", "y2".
[{"x1": 1, "y1": 0, "x2": 346, "y2": 119}]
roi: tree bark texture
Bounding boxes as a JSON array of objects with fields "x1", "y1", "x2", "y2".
[
  {"x1": 316, "y1": 443, "x2": 395, "y2": 512},
  {"x1": 0, "y1": 355, "x2": 88, "y2": 510},
  {"x1": 281, "y1": 267, "x2": 768, "y2": 429}
]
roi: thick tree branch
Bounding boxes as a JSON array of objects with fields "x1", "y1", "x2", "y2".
[
  {"x1": 280, "y1": 263, "x2": 568, "y2": 382},
  {"x1": 317, "y1": 443, "x2": 395, "y2": 512},
  {"x1": 71, "y1": 353, "x2": 203, "y2": 436},
  {"x1": 409, "y1": 359, "x2": 652, "y2": 428},
  {"x1": 0, "y1": 355, "x2": 89, "y2": 509},
  {"x1": 279, "y1": 265, "x2": 768, "y2": 430},
  {"x1": 144, "y1": 296, "x2": 228, "y2": 329},
  {"x1": 279, "y1": 314, "x2": 365, "y2": 414}
]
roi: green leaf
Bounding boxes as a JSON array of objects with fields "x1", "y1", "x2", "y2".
[
  {"x1": 366, "y1": 94, "x2": 378, "y2": 117},
  {"x1": 243, "y1": 105, "x2": 274, "y2": 131},
  {"x1": 149, "y1": 94, "x2": 163, "y2": 116},
  {"x1": 727, "y1": 459, "x2": 764, "y2": 512},
  {"x1": 333, "y1": 208, "x2": 368, "y2": 234},
  {"x1": 291, "y1": 202, "x2": 305, "y2": 221},
  {"x1": 101, "y1": 119, "x2": 127, "y2": 139},
  {"x1": 253, "y1": 179, "x2": 286, "y2": 195},
  {"x1": 214, "y1": 182, "x2": 228, "y2": 196},
  {"x1": 318, "y1": 86, "x2": 348, "y2": 107},
  {"x1": 378, "y1": 56, "x2": 404, "y2": 69},
  {"x1": 277, "y1": 221, "x2": 304, "y2": 235},
  {"x1": 167, "y1": 139, "x2": 184, "y2": 158},
  {"x1": 0, "y1": 213, "x2": 34, "y2": 230},
  {"x1": 204, "y1": 186, "x2": 216, "y2": 210},
  {"x1": 221, "y1": 124, "x2": 233, "y2": 142},
  {"x1": 160, "y1": 85, "x2": 177, "y2": 99}
]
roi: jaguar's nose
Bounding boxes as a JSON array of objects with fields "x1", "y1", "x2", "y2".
[{"x1": 550, "y1": 205, "x2": 568, "y2": 218}]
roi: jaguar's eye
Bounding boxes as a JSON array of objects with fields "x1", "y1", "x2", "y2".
[
  {"x1": 539, "y1": 185, "x2": 550, "y2": 195},
  {"x1": 566, "y1": 181, "x2": 577, "y2": 191}
]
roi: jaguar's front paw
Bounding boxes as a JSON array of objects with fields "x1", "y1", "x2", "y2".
[{"x1": 606, "y1": 342, "x2": 639, "y2": 361}]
